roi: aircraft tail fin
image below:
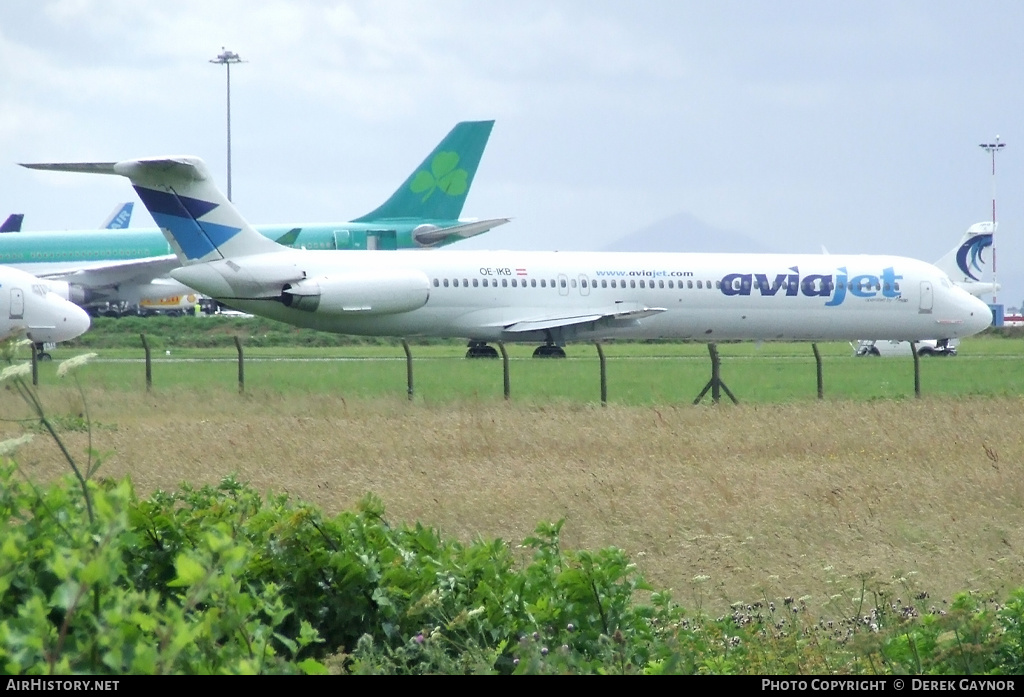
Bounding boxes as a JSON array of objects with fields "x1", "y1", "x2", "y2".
[
  {"x1": 934, "y1": 221, "x2": 1000, "y2": 296},
  {"x1": 351, "y1": 120, "x2": 494, "y2": 223},
  {"x1": 21, "y1": 157, "x2": 281, "y2": 265},
  {"x1": 101, "y1": 202, "x2": 134, "y2": 229},
  {"x1": 1, "y1": 214, "x2": 24, "y2": 232}
]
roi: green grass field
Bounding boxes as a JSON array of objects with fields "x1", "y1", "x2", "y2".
[{"x1": 36, "y1": 329, "x2": 1024, "y2": 404}]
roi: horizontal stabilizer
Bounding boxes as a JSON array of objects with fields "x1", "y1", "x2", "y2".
[
  {"x1": 21, "y1": 161, "x2": 119, "y2": 175},
  {"x1": 413, "y1": 218, "x2": 511, "y2": 246}
]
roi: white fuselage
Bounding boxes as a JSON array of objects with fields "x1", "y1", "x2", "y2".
[
  {"x1": 0, "y1": 266, "x2": 91, "y2": 344},
  {"x1": 171, "y1": 249, "x2": 993, "y2": 343}
]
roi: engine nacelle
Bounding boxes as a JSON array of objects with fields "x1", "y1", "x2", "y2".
[
  {"x1": 412, "y1": 224, "x2": 442, "y2": 248},
  {"x1": 281, "y1": 269, "x2": 430, "y2": 315},
  {"x1": 41, "y1": 280, "x2": 89, "y2": 306}
]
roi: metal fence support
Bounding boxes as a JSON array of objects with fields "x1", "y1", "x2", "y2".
[
  {"x1": 140, "y1": 333, "x2": 151, "y2": 388},
  {"x1": 911, "y1": 341, "x2": 921, "y2": 398},
  {"x1": 595, "y1": 342, "x2": 607, "y2": 406},
  {"x1": 234, "y1": 336, "x2": 244, "y2": 393},
  {"x1": 498, "y1": 341, "x2": 510, "y2": 400},
  {"x1": 812, "y1": 342, "x2": 824, "y2": 400},
  {"x1": 402, "y1": 339, "x2": 414, "y2": 400},
  {"x1": 31, "y1": 347, "x2": 38, "y2": 387},
  {"x1": 693, "y1": 342, "x2": 738, "y2": 405}
]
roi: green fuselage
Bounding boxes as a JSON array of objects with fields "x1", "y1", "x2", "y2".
[{"x1": 0, "y1": 219, "x2": 463, "y2": 270}]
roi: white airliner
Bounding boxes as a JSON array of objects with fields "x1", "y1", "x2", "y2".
[
  {"x1": 22, "y1": 157, "x2": 993, "y2": 358},
  {"x1": 1, "y1": 266, "x2": 91, "y2": 358}
]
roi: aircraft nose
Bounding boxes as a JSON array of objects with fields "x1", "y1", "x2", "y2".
[
  {"x1": 963, "y1": 294, "x2": 993, "y2": 337},
  {"x1": 58, "y1": 302, "x2": 92, "y2": 342}
]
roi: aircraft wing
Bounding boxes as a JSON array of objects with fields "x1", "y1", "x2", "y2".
[
  {"x1": 501, "y1": 303, "x2": 666, "y2": 333},
  {"x1": 36, "y1": 254, "x2": 182, "y2": 289},
  {"x1": 413, "y1": 218, "x2": 511, "y2": 246}
]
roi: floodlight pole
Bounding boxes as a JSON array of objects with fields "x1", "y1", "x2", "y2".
[
  {"x1": 979, "y1": 137, "x2": 1005, "y2": 303},
  {"x1": 210, "y1": 48, "x2": 245, "y2": 201}
]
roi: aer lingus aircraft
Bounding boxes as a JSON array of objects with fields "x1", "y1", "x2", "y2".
[
  {"x1": 1, "y1": 266, "x2": 91, "y2": 358},
  {"x1": 9, "y1": 121, "x2": 505, "y2": 311},
  {"x1": 22, "y1": 156, "x2": 992, "y2": 358}
]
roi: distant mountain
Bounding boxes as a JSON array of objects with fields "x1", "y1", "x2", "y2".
[{"x1": 602, "y1": 211, "x2": 778, "y2": 254}]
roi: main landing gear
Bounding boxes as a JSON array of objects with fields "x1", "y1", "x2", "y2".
[
  {"x1": 532, "y1": 343, "x2": 566, "y2": 358},
  {"x1": 464, "y1": 341, "x2": 567, "y2": 358},
  {"x1": 34, "y1": 343, "x2": 52, "y2": 361},
  {"x1": 466, "y1": 341, "x2": 499, "y2": 359}
]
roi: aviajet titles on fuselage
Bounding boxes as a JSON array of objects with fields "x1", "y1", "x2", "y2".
[{"x1": 719, "y1": 265, "x2": 904, "y2": 306}]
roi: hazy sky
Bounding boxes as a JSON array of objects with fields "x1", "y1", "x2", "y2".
[{"x1": 3, "y1": 0, "x2": 1022, "y2": 309}]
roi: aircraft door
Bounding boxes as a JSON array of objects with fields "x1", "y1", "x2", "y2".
[
  {"x1": 367, "y1": 230, "x2": 398, "y2": 251},
  {"x1": 9, "y1": 288, "x2": 24, "y2": 320},
  {"x1": 578, "y1": 274, "x2": 591, "y2": 296},
  {"x1": 557, "y1": 273, "x2": 569, "y2": 296},
  {"x1": 918, "y1": 281, "x2": 933, "y2": 314}
]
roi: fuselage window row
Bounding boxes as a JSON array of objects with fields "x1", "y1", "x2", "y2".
[{"x1": 430, "y1": 277, "x2": 721, "y2": 290}]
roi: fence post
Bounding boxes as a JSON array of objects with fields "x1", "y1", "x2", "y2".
[
  {"x1": 402, "y1": 339, "x2": 414, "y2": 400},
  {"x1": 234, "y1": 336, "x2": 244, "y2": 393},
  {"x1": 911, "y1": 341, "x2": 921, "y2": 398},
  {"x1": 812, "y1": 343, "x2": 824, "y2": 399},
  {"x1": 595, "y1": 342, "x2": 607, "y2": 406},
  {"x1": 693, "y1": 342, "x2": 738, "y2": 405},
  {"x1": 31, "y1": 347, "x2": 38, "y2": 387},
  {"x1": 140, "y1": 334, "x2": 151, "y2": 391},
  {"x1": 498, "y1": 341, "x2": 510, "y2": 400}
]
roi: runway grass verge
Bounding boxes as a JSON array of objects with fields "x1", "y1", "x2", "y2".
[{"x1": 36, "y1": 329, "x2": 1024, "y2": 404}]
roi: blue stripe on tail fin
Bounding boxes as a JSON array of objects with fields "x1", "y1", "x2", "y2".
[{"x1": 133, "y1": 186, "x2": 229, "y2": 261}]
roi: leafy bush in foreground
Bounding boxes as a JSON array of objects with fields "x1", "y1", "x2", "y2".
[
  {"x1": 2, "y1": 346, "x2": 1023, "y2": 674},
  {"x1": 4, "y1": 464, "x2": 1024, "y2": 674}
]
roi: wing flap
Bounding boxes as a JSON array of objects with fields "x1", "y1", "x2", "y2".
[{"x1": 501, "y1": 304, "x2": 667, "y2": 333}]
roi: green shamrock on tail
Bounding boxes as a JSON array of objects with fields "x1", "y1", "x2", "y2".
[{"x1": 410, "y1": 151, "x2": 469, "y2": 202}]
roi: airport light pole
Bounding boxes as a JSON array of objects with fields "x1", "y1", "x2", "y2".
[
  {"x1": 209, "y1": 48, "x2": 245, "y2": 201},
  {"x1": 979, "y1": 136, "x2": 1005, "y2": 304}
]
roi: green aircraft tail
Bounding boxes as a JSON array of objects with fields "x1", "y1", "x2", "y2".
[{"x1": 352, "y1": 120, "x2": 494, "y2": 223}]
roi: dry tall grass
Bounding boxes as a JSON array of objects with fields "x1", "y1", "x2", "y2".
[{"x1": 6, "y1": 385, "x2": 1023, "y2": 617}]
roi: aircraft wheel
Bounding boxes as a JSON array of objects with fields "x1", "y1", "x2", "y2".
[
  {"x1": 37, "y1": 353, "x2": 53, "y2": 362},
  {"x1": 532, "y1": 345, "x2": 566, "y2": 358},
  {"x1": 868, "y1": 347, "x2": 880, "y2": 357},
  {"x1": 466, "y1": 345, "x2": 499, "y2": 359}
]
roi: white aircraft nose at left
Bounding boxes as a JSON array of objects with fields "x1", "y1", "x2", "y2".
[
  {"x1": 58, "y1": 298, "x2": 92, "y2": 343},
  {"x1": 32, "y1": 292, "x2": 92, "y2": 344},
  {"x1": 964, "y1": 293, "x2": 994, "y2": 337}
]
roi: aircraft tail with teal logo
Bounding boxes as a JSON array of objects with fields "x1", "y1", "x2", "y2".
[{"x1": 352, "y1": 120, "x2": 494, "y2": 223}]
